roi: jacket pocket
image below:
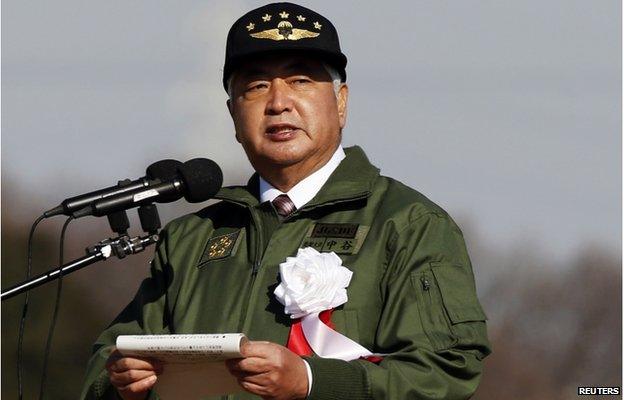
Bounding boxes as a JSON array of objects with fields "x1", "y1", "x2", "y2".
[{"x1": 411, "y1": 262, "x2": 487, "y2": 351}]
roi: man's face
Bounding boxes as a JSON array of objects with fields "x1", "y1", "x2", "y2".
[{"x1": 227, "y1": 54, "x2": 348, "y2": 173}]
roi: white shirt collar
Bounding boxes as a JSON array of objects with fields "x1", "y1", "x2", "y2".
[{"x1": 259, "y1": 145, "x2": 346, "y2": 209}]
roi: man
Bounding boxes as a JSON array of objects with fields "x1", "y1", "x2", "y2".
[{"x1": 81, "y1": 3, "x2": 491, "y2": 399}]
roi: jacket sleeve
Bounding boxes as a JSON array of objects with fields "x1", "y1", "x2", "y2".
[
  {"x1": 80, "y1": 230, "x2": 173, "y2": 400},
  {"x1": 305, "y1": 211, "x2": 491, "y2": 400}
]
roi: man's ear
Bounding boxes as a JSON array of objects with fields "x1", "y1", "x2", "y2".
[
  {"x1": 337, "y1": 83, "x2": 349, "y2": 129},
  {"x1": 226, "y1": 99, "x2": 233, "y2": 118},
  {"x1": 226, "y1": 99, "x2": 242, "y2": 143}
]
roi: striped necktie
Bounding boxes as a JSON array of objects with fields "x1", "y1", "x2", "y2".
[{"x1": 272, "y1": 194, "x2": 296, "y2": 217}]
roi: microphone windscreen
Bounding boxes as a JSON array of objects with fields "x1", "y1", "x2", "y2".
[
  {"x1": 146, "y1": 159, "x2": 183, "y2": 181},
  {"x1": 178, "y1": 158, "x2": 223, "y2": 203},
  {"x1": 147, "y1": 159, "x2": 184, "y2": 203}
]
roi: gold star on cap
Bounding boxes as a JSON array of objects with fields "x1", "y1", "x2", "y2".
[
  {"x1": 313, "y1": 21, "x2": 322, "y2": 30},
  {"x1": 262, "y1": 13, "x2": 272, "y2": 22},
  {"x1": 279, "y1": 11, "x2": 289, "y2": 19},
  {"x1": 246, "y1": 22, "x2": 255, "y2": 31},
  {"x1": 297, "y1": 15, "x2": 306, "y2": 21}
]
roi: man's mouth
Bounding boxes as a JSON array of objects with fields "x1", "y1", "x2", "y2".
[{"x1": 265, "y1": 124, "x2": 300, "y2": 141}]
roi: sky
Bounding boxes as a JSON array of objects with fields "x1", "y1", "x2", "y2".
[{"x1": 2, "y1": 0, "x2": 621, "y2": 264}]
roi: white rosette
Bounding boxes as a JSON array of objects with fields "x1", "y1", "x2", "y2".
[{"x1": 274, "y1": 247, "x2": 373, "y2": 361}]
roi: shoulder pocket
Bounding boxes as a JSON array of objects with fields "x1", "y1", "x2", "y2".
[
  {"x1": 411, "y1": 262, "x2": 487, "y2": 351},
  {"x1": 429, "y1": 261, "x2": 487, "y2": 324}
]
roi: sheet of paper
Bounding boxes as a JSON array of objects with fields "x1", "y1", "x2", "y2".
[
  {"x1": 116, "y1": 333, "x2": 247, "y2": 399},
  {"x1": 153, "y1": 360, "x2": 242, "y2": 399},
  {"x1": 117, "y1": 334, "x2": 245, "y2": 362}
]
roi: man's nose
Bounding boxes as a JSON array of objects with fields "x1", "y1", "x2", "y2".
[{"x1": 265, "y1": 79, "x2": 293, "y2": 115}]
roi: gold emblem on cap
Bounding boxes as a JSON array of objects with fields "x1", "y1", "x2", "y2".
[
  {"x1": 262, "y1": 13, "x2": 272, "y2": 22},
  {"x1": 313, "y1": 21, "x2": 322, "y2": 30},
  {"x1": 297, "y1": 15, "x2": 306, "y2": 21},
  {"x1": 246, "y1": 22, "x2": 255, "y2": 31},
  {"x1": 279, "y1": 11, "x2": 289, "y2": 19},
  {"x1": 250, "y1": 20, "x2": 320, "y2": 41}
]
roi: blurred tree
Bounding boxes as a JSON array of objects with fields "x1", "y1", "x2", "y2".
[{"x1": 475, "y1": 249, "x2": 621, "y2": 400}]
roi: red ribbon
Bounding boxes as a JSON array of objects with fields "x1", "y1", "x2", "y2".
[
  {"x1": 286, "y1": 309, "x2": 383, "y2": 364},
  {"x1": 287, "y1": 309, "x2": 334, "y2": 356}
]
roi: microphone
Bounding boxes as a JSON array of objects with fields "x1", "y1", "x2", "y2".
[
  {"x1": 44, "y1": 159, "x2": 183, "y2": 218},
  {"x1": 72, "y1": 158, "x2": 223, "y2": 218}
]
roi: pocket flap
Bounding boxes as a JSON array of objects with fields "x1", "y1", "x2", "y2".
[{"x1": 430, "y1": 262, "x2": 487, "y2": 324}]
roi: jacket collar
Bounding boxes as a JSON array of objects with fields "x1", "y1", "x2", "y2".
[{"x1": 214, "y1": 146, "x2": 380, "y2": 210}]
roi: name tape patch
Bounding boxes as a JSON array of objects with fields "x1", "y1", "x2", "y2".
[
  {"x1": 301, "y1": 223, "x2": 369, "y2": 255},
  {"x1": 311, "y1": 223, "x2": 359, "y2": 238}
]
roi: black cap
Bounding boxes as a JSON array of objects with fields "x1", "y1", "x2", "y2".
[{"x1": 223, "y1": 2, "x2": 347, "y2": 91}]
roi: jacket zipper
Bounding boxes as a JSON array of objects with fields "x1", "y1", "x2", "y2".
[
  {"x1": 252, "y1": 260, "x2": 261, "y2": 276},
  {"x1": 249, "y1": 207, "x2": 263, "y2": 276},
  {"x1": 421, "y1": 276, "x2": 431, "y2": 291},
  {"x1": 237, "y1": 206, "x2": 264, "y2": 333}
]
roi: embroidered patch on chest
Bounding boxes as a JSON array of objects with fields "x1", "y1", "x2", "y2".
[
  {"x1": 198, "y1": 230, "x2": 242, "y2": 265},
  {"x1": 300, "y1": 223, "x2": 370, "y2": 255}
]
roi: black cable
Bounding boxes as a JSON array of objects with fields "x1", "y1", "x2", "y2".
[
  {"x1": 18, "y1": 214, "x2": 46, "y2": 400},
  {"x1": 39, "y1": 216, "x2": 73, "y2": 400}
]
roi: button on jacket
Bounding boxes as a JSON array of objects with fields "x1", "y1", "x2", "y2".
[{"x1": 81, "y1": 146, "x2": 491, "y2": 400}]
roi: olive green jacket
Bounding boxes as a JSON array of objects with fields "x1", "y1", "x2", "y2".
[{"x1": 81, "y1": 146, "x2": 491, "y2": 400}]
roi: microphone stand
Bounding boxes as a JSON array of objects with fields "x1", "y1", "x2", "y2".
[{"x1": 1, "y1": 233, "x2": 159, "y2": 301}]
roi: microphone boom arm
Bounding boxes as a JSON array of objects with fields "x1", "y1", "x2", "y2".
[{"x1": 1, "y1": 233, "x2": 159, "y2": 301}]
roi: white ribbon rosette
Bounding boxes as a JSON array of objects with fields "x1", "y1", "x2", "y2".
[{"x1": 274, "y1": 247, "x2": 374, "y2": 361}]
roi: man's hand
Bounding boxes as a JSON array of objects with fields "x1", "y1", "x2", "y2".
[
  {"x1": 105, "y1": 350, "x2": 162, "y2": 400},
  {"x1": 226, "y1": 341, "x2": 309, "y2": 400}
]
